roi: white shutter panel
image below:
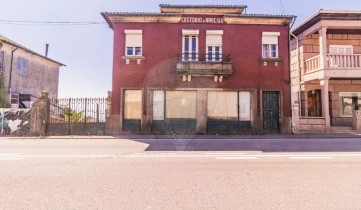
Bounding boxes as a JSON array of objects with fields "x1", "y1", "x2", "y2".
[
  {"x1": 262, "y1": 36, "x2": 278, "y2": 45},
  {"x1": 126, "y1": 34, "x2": 142, "y2": 47},
  {"x1": 206, "y1": 35, "x2": 222, "y2": 46},
  {"x1": 153, "y1": 90, "x2": 165, "y2": 120},
  {"x1": 239, "y1": 92, "x2": 251, "y2": 121},
  {"x1": 329, "y1": 46, "x2": 338, "y2": 54},
  {"x1": 345, "y1": 46, "x2": 353, "y2": 54}
]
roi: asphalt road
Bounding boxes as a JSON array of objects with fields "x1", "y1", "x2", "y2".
[{"x1": 1, "y1": 137, "x2": 361, "y2": 210}]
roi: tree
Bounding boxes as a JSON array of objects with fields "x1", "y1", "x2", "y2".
[{"x1": 0, "y1": 75, "x2": 10, "y2": 108}]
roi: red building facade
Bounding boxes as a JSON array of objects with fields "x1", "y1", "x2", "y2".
[{"x1": 102, "y1": 4, "x2": 294, "y2": 135}]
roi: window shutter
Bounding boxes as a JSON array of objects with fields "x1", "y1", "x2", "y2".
[
  {"x1": 239, "y1": 92, "x2": 251, "y2": 121},
  {"x1": 206, "y1": 35, "x2": 222, "y2": 46},
  {"x1": 125, "y1": 30, "x2": 142, "y2": 48},
  {"x1": 262, "y1": 32, "x2": 280, "y2": 45},
  {"x1": 329, "y1": 45, "x2": 353, "y2": 54},
  {"x1": 153, "y1": 90, "x2": 165, "y2": 120}
]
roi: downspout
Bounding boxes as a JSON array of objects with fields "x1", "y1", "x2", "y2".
[
  {"x1": 290, "y1": 19, "x2": 301, "y2": 117},
  {"x1": 8, "y1": 47, "x2": 18, "y2": 94}
]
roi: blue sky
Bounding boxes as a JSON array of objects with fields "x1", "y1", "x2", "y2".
[{"x1": 0, "y1": 0, "x2": 360, "y2": 98}]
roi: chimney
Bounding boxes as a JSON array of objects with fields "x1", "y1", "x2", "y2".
[{"x1": 45, "y1": 43, "x2": 49, "y2": 57}]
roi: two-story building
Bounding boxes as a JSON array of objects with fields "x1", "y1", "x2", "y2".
[
  {"x1": 102, "y1": 4, "x2": 294, "y2": 135},
  {"x1": 0, "y1": 35, "x2": 65, "y2": 108},
  {"x1": 291, "y1": 10, "x2": 361, "y2": 133}
]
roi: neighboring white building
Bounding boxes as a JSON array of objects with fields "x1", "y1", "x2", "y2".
[{"x1": 0, "y1": 35, "x2": 65, "y2": 108}]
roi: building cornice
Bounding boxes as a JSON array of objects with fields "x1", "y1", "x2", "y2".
[{"x1": 101, "y1": 12, "x2": 294, "y2": 28}]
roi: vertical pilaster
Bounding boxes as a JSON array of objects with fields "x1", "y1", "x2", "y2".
[
  {"x1": 320, "y1": 78, "x2": 330, "y2": 132},
  {"x1": 196, "y1": 90, "x2": 207, "y2": 134},
  {"x1": 29, "y1": 91, "x2": 50, "y2": 136},
  {"x1": 319, "y1": 27, "x2": 328, "y2": 69}
]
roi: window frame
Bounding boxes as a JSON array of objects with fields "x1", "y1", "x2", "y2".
[
  {"x1": 262, "y1": 32, "x2": 280, "y2": 59},
  {"x1": 125, "y1": 30, "x2": 143, "y2": 57},
  {"x1": 16, "y1": 57, "x2": 28, "y2": 77},
  {"x1": 182, "y1": 30, "x2": 199, "y2": 61}
]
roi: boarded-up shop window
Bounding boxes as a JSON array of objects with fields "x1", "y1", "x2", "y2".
[
  {"x1": 239, "y1": 92, "x2": 251, "y2": 121},
  {"x1": 207, "y1": 91, "x2": 238, "y2": 120},
  {"x1": 124, "y1": 90, "x2": 142, "y2": 119},
  {"x1": 153, "y1": 90, "x2": 164, "y2": 120},
  {"x1": 166, "y1": 91, "x2": 196, "y2": 119}
]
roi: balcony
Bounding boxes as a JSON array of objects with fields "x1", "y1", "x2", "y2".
[
  {"x1": 176, "y1": 53, "x2": 233, "y2": 78},
  {"x1": 304, "y1": 54, "x2": 361, "y2": 81}
]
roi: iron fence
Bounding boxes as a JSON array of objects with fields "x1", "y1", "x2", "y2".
[{"x1": 49, "y1": 98, "x2": 106, "y2": 124}]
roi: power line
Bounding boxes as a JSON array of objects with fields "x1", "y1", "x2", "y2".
[{"x1": 0, "y1": 20, "x2": 106, "y2": 25}]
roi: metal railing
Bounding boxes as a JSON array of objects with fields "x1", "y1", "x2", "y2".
[
  {"x1": 177, "y1": 53, "x2": 231, "y2": 62},
  {"x1": 49, "y1": 98, "x2": 106, "y2": 123}
]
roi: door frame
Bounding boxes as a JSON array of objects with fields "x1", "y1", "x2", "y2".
[{"x1": 260, "y1": 89, "x2": 283, "y2": 133}]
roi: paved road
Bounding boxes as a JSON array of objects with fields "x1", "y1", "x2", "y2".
[{"x1": 1, "y1": 137, "x2": 361, "y2": 209}]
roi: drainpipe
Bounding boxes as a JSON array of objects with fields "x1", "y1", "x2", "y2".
[
  {"x1": 8, "y1": 47, "x2": 18, "y2": 94},
  {"x1": 290, "y1": 22, "x2": 302, "y2": 117}
]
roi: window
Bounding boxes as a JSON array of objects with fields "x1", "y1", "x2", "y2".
[
  {"x1": 153, "y1": 90, "x2": 165, "y2": 120},
  {"x1": 124, "y1": 90, "x2": 142, "y2": 119},
  {"x1": 182, "y1": 30, "x2": 199, "y2": 61},
  {"x1": 125, "y1": 30, "x2": 142, "y2": 56},
  {"x1": 0, "y1": 51, "x2": 4, "y2": 74},
  {"x1": 329, "y1": 45, "x2": 353, "y2": 54},
  {"x1": 16, "y1": 57, "x2": 28, "y2": 76},
  {"x1": 340, "y1": 92, "x2": 361, "y2": 116},
  {"x1": 207, "y1": 91, "x2": 251, "y2": 121},
  {"x1": 262, "y1": 32, "x2": 280, "y2": 58},
  {"x1": 206, "y1": 30, "x2": 223, "y2": 61},
  {"x1": 166, "y1": 91, "x2": 196, "y2": 119}
]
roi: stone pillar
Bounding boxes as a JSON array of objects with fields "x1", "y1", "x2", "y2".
[
  {"x1": 292, "y1": 103, "x2": 300, "y2": 134},
  {"x1": 29, "y1": 91, "x2": 50, "y2": 136},
  {"x1": 352, "y1": 110, "x2": 361, "y2": 132},
  {"x1": 319, "y1": 27, "x2": 328, "y2": 69},
  {"x1": 196, "y1": 90, "x2": 207, "y2": 134},
  {"x1": 320, "y1": 79, "x2": 330, "y2": 132}
]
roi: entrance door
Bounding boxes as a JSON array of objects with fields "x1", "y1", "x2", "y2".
[{"x1": 262, "y1": 91, "x2": 280, "y2": 133}]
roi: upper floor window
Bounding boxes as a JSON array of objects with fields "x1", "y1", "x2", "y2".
[
  {"x1": 16, "y1": 57, "x2": 28, "y2": 76},
  {"x1": 329, "y1": 45, "x2": 353, "y2": 54},
  {"x1": 262, "y1": 32, "x2": 280, "y2": 58},
  {"x1": 0, "y1": 51, "x2": 4, "y2": 74},
  {"x1": 182, "y1": 29, "x2": 199, "y2": 61},
  {"x1": 206, "y1": 30, "x2": 223, "y2": 62},
  {"x1": 125, "y1": 30, "x2": 142, "y2": 56}
]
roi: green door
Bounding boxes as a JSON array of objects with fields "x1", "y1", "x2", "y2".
[{"x1": 262, "y1": 91, "x2": 280, "y2": 133}]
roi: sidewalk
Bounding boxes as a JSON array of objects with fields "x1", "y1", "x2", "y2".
[{"x1": 1, "y1": 132, "x2": 361, "y2": 140}]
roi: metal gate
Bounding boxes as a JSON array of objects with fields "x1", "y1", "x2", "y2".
[
  {"x1": 48, "y1": 98, "x2": 106, "y2": 135},
  {"x1": 262, "y1": 91, "x2": 280, "y2": 133}
]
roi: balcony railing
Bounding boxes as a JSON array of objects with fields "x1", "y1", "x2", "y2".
[
  {"x1": 327, "y1": 54, "x2": 361, "y2": 68},
  {"x1": 305, "y1": 55, "x2": 321, "y2": 72},
  {"x1": 305, "y1": 54, "x2": 361, "y2": 72},
  {"x1": 177, "y1": 53, "x2": 231, "y2": 62}
]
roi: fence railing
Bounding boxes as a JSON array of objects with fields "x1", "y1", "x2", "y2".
[
  {"x1": 49, "y1": 98, "x2": 106, "y2": 123},
  {"x1": 327, "y1": 54, "x2": 361, "y2": 68},
  {"x1": 305, "y1": 55, "x2": 321, "y2": 72}
]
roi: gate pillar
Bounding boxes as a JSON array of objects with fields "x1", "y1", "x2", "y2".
[{"x1": 29, "y1": 91, "x2": 50, "y2": 136}]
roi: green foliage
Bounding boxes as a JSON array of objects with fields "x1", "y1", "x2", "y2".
[
  {"x1": 63, "y1": 109, "x2": 93, "y2": 123},
  {"x1": 0, "y1": 75, "x2": 10, "y2": 108}
]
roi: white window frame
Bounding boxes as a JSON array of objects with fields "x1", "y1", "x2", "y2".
[
  {"x1": 16, "y1": 57, "x2": 28, "y2": 77},
  {"x1": 206, "y1": 30, "x2": 223, "y2": 62},
  {"x1": 125, "y1": 30, "x2": 143, "y2": 56},
  {"x1": 182, "y1": 29, "x2": 199, "y2": 61},
  {"x1": 262, "y1": 32, "x2": 280, "y2": 58}
]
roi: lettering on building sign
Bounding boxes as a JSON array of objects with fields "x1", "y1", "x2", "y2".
[{"x1": 181, "y1": 17, "x2": 224, "y2": 24}]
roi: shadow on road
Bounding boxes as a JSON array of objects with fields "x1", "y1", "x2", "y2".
[{"x1": 123, "y1": 136, "x2": 361, "y2": 152}]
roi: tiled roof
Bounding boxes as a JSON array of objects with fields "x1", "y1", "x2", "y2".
[
  {"x1": 159, "y1": 4, "x2": 247, "y2": 8},
  {"x1": 101, "y1": 12, "x2": 180, "y2": 16},
  {"x1": 229, "y1": 14, "x2": 295, "y2": 18},
  {"x1": 0, "y1": 35, "x2": 65, "y2": 66}
]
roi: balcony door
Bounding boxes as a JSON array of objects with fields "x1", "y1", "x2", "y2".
[{"x1": 183, "y1": 35, "x2": 198, "y2": 61}]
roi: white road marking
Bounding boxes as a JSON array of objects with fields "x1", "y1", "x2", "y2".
[
  {"x1": 215, "y1": 157, "x2": 257, "y2": 160},
  {"x1": 289, "y1": 157, "x2": 334, "y2": 160},
  {"x1": 205, "y1": 152, "x2": 244, "y2": 155},
  {"x1": 0, "y1": 158, "x2": 24, "y2": 160}
]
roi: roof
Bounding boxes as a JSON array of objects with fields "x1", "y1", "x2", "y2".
[
  {"x1": 159, "y1": 4, "x2": 247, "y2": 9},
  {"x1": 0, "y1": 35, "x2": 65, "y2": 67},
  {"x1": 292, "y1": 10, "x2": 361, "y2": 36}
]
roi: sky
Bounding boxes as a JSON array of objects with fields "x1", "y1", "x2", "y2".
[{"x1": 0, "y1": 0, "x2": 360, "y2": 98}]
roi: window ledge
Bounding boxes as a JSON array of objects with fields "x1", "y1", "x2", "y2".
[
  {"x1": 258, "y1": 57, "x2": 282, "y2": 62},
  {"x1": 122, "y1": 56, "x2": 145, "y2": 60}
]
